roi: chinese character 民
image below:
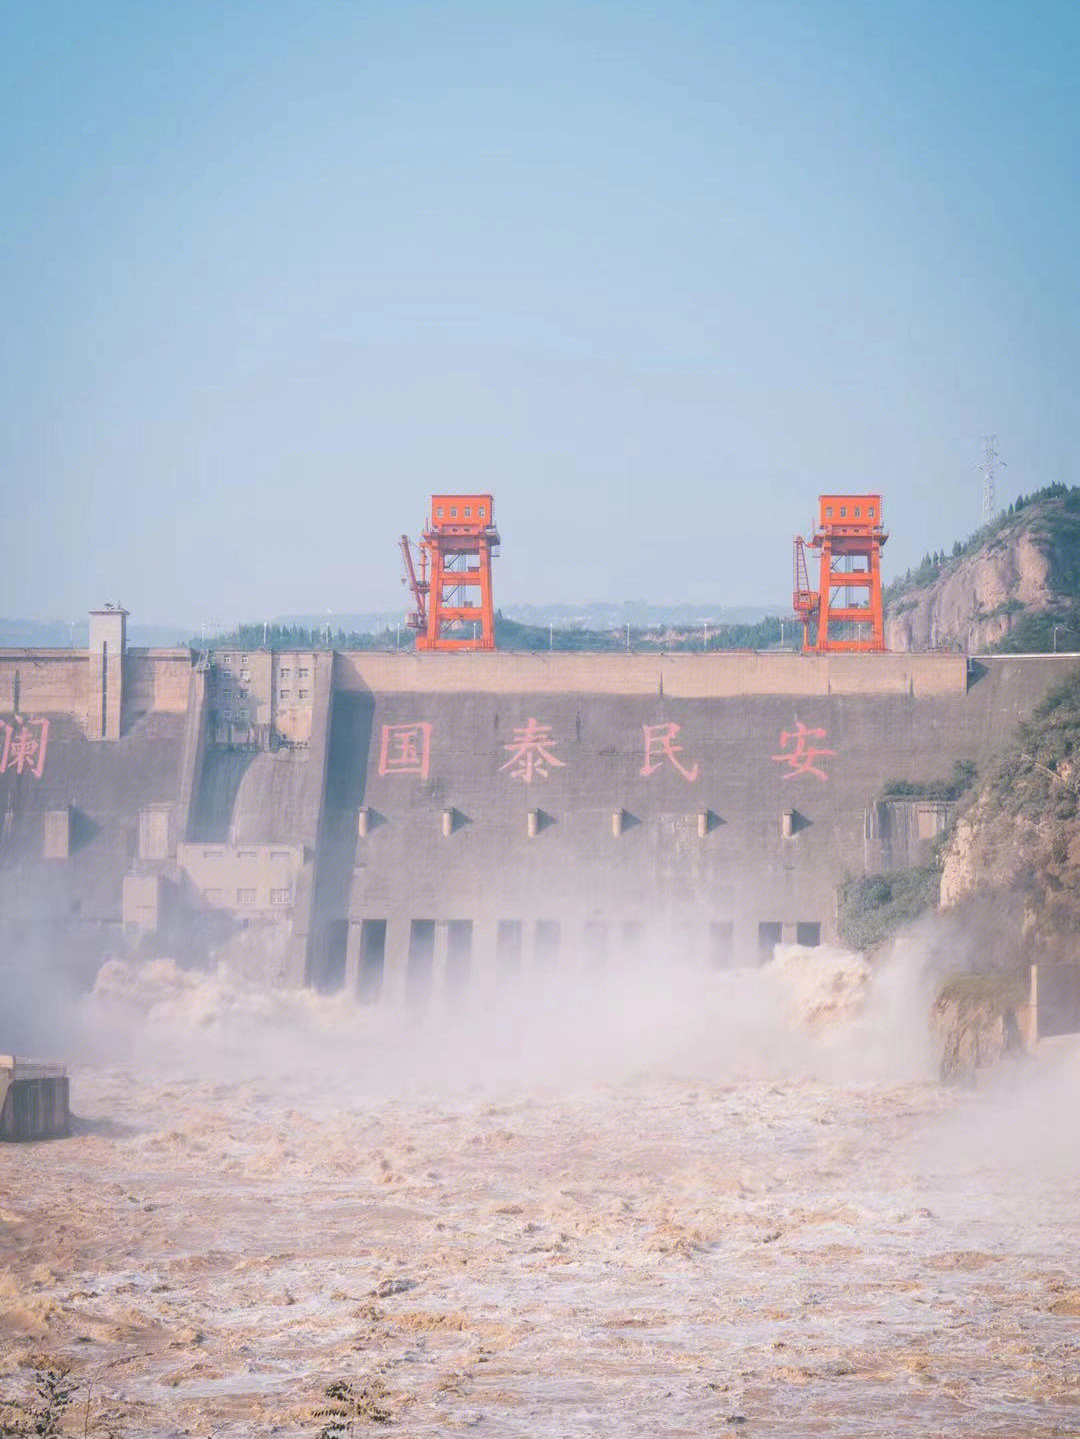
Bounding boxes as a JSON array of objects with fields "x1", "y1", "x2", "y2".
[
  {"x1": 378, "y1": 722, "x2": 432, "y2": 779},
  {"x1": 639, "y1": 722, "x2": 699, "y2": 782},
  {"x1": 500, "y1": 717, "x2": 566, "y2": 783},
  {"x1": 0, "y1": 716, "x2": 49, "y2": 780},
  {"x1": 771, "y1": 720, "x2": 835, "y2": 781}
]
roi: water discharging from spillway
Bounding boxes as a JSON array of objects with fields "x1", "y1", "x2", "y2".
[{"x1": 2, "y1": 942, "x2": 1078, "y2": 1436}]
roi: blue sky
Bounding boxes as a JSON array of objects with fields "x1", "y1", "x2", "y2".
[{"x1": 2, "y1": 1, "x2": 1078, "y2": 625}]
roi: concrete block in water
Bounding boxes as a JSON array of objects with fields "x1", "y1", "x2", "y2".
[{"x1": 0, "y1": 1056, "x2": 70, "y2": 1141}]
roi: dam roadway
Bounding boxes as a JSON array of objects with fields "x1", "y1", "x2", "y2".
[{"x1": 1, "y1": 631, "x2": 1077, "y2": 1000}]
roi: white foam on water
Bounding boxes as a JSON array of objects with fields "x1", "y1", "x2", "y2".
[
  {"x1": 3, "y1": 937, "x2": 1078, "y2": 1436},
  {"x1": 76, "y1": 940, "x2": 938, "y2": 1098}
]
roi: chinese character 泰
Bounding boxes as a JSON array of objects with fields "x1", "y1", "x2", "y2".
[
  {"x1": 378, "y1": 722, "x2": 432, "y2": 779},
  {"x1": 639, "y1": 722, "x2": 699, "y2": 782},
  {"x1": 771, "y1": 720, "x2": 835, "y2": 781},
  {"x1": 500, "y1": 717, "x2": 566, "y2": 783},
  {"x1": 0, "y1": 716, "x2": 49, "y2": 780}
]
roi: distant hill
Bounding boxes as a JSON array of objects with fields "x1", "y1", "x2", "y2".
[
  {"x1": 0, "y1": 618, "x2": 85, "y2": 648},
  {"x1": 1, "y1": 601, "x2": 786, "y2": 651},
  {"x1": 3, "y1": 602, "x2": 789, "y2": 652},
  {"x1": 884, "y1": 484, "x2": 1080, "y2": 653},
  {"x1": 196, "y1": 612, "x2": 792, "y2": 654},
  {"x1": 0, "y1": 619, "x2": 192, "y2": 649},
  {"x1": 500, "y1": 601, "x2": 784, "y2": 628},
  {"x1": 279, "y1": 601, "x2": 783, "y2": 631}
]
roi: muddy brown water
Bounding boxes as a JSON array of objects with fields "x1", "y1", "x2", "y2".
[{"x1": 2, "y1": 956, "x2": 1079, "y2": 1436}]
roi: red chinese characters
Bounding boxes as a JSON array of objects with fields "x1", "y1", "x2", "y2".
[
  {"x1": 500, "y1": 718, "x2": 566, "y2": 783},
  {"x1": 771, "y1": 720, "x2": 835, "y2": 781},
  {"x1": 639, "y1": 722, "x2": 699, "y2": 782},
  {"x1": 0, "y1": 716, "x2": 49, "y2": 779},
  {"x1": 378, "y1": 722, "x2": 433, "y2": 779}
]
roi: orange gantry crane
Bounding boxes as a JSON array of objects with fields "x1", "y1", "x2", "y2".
[
  {"x1": 793, "y1": 494, "x2": 888, "y2": 652},
  {"x1": 401, "y1": 495, "x2": 500, "y2": 651}
]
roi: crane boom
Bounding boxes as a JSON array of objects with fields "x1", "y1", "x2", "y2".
[{"x1": 400, "y1": 534, "x2": 428, "y2": 632}]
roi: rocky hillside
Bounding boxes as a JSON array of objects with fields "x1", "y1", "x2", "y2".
[
  {"x1": 939, "y1": 667, "x2": 1080, "y2": 959},
  {"x1": 885, "y1": 484, "x2": 1080, "y2": 652},
  {"x1": 839, "y1": 666, "x2": 1080, "y2": 1074}
]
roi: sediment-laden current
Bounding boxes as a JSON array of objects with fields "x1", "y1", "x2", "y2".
[{"x1": 2, "y1": 950, "x2": 1079, "y2": 1436}]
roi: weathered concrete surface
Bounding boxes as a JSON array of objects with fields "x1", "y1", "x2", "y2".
[
  {"x1": 3, "y1": 648, "x2": 1080, "y2": 999},
  {"x1": 0, "y1": 712, "x2": 185, "y2": 934},
  {"x1": 335, "y1": 649, "x2": 968, "y2": 698},
  {"x1": 331, "y1": 658, "x2": 1054, "y2": 999},
  {"x1": 864, "y1": 797, "x2": 957, "y2": 873},
  {"x1": 0, "y1": 649, "x2": 191, "y2": 729},
  {"x1": 175, "y1": 666, "x2": 209, "y2": 843},
  {"x1": 1032, "y1": 963, "x2": 1080, "y2": 1040},
  {"x1": 0, "y1": 1057, "x2": 69, "y2": 1140}
]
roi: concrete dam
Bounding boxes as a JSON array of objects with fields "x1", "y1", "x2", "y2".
[{"x1": 2, "y1": 606, "x2": 1076, "y2": 1004}]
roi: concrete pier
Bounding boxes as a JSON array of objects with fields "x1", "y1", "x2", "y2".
[{"x1": 0, "y1": 1057, "x2": 70, "y2": 1141}]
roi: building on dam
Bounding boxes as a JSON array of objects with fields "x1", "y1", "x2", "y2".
[{"x1": 0, "y1": 604, "x2": 1075, "y2": 1004}]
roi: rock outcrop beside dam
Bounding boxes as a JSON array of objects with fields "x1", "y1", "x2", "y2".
[
  {"x1": 886, "y1": 527, "x2": 1055, "y2": 651},
  {"x1": 884, "y1": 487, "x2": 1080, "y2": 653}
]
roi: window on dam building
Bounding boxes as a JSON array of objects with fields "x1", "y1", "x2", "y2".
[{"x1": 796, "y1": 921, "x2": 821, "y2": 947}]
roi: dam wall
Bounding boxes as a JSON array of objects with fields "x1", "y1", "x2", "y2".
[
  {"x1": 2, "y1": 638, "x2": 1078, "y2": 1001},
  {"x1": 324, "y1": 651, "x2": 1052, "y2": 999},
  {"x1": 0, "y1": 647, "x2": 191, "y2": 726}
]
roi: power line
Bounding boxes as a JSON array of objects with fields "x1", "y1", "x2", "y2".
[{"x1": 979, "y1": 436, "x2": 1005, "y2": 525}]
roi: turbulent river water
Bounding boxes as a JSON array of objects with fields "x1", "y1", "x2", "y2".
[{"x1": 2, "y1": 947, "x2": 1079, "y2": 1437}]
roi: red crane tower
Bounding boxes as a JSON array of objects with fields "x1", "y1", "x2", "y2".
[
  {"x1": 401, "y1": 495, "x2": 500, "y2": 651},
  {"x1": 793, "y1": 494, "x2": 888, "y2": 652}
]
